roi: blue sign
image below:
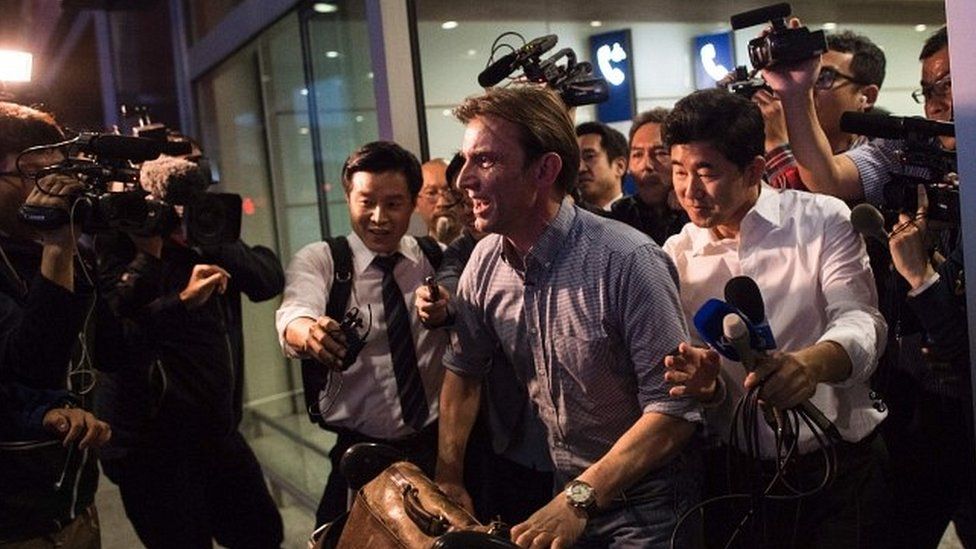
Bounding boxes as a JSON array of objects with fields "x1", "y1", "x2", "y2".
[
  {"x1": 590, "y1": 29, "x2": 635, "y2": 123},
  {"x1": 694, "y1": 31, "x2": 735, "y2": 90}
]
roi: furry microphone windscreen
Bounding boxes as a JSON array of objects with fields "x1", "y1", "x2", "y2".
[{"x1": 139, "y1": 155, "x2": 209, "y2": 204}]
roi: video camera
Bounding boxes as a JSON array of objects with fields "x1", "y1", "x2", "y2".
[
  {"x1": 719, "y1": 3, "x2": 827, "y2": 98},
  {"x1": 16, "y1": 133, "x2": 176, "y2": 235},
  {"x1": 477, "y1": 33, "x2": 610, "y2": 107},
  {"x1": 841, "y1": 112, "x2": 959, "y2": 224},
  {"x1": 17, "y1": 107, "x2": 241, "y2": 246}
]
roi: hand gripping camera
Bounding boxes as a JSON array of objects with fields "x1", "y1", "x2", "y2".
[
  {"x1": 16, "y1": 133, "x2": 176, "y2": 235},
  {"x1": 731, "y1": 2, "x2": 827, "y2": 70},
  {"x1": 720, "y1": 3, "x2": 827, "y2": 98}
]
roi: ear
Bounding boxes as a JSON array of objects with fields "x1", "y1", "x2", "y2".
[
  {"x1": 611, "y1": 156, "x2": 627, "y2": 178},
  {"x1": 534, "y1": 152, "x2": 563, "y2": 190},
  {"x1": 860, "y1": 85, "x2": 880, "y2": 111},
  {"x1": 744, "y1": 155, "x2": 766, "y2": 186}
]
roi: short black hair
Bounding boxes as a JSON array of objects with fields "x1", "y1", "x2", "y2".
[
  {"x1": 827, "y1": 31, "x2": 886, "y2": 88},
  {"x1": 920, "y1": 26, "x2": 948, "y2": 61},
  {"x1": 663, "y1": 89, "x2": 764, "y2": 171},
  {"x1": 0, "y1": 102, "x2": 64, "y2": 159},
  {"x1": 341, "y1": 141, "x2": 422, "y2": 197},
  {"x1": 629, "y1": 107, "x2": 670, "y2": 144},
  {"x1": 575, "y1": 121, "x2": 628, "y2": 163}
]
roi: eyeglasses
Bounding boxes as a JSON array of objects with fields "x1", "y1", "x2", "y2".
[
  {"x1": 912, "y1": 73, "x2": 951, "y2": 104},
  {"x1": 419, "y1": 187, "x2": 455, "y2": 201},
  {"x1": 814, "y1": 67, "x2": 867, "y2": 90}
]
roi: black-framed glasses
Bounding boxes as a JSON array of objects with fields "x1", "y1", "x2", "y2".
[
  {"x1": 814, "y1": 67, "x2": 866, "y2": 90},
  {"x1": 912, "y1": 73, "x2": 951, "y2": 104}
]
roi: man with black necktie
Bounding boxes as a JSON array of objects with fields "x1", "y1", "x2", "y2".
[{"x1": 276, "y1": 141, "x2": 448, "y2": 527}]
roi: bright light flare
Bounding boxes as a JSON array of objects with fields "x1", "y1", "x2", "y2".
[{"x1": 0, "y1": 50, "x2": 32, "y2": 82}]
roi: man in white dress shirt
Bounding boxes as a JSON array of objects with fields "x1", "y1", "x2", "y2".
[
  {"x1": 275, "y1": 141, "x2": 448, "y2": 526},
  {"x1": 660, "y1": 89, "x2": 889, "y2": 548}
]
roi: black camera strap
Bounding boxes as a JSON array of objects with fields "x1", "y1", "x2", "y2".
[{"x1": 300, "y1": 235, "x2": 443, "y2": 428}]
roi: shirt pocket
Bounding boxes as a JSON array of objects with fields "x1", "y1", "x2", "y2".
[{"x1": 550, "y1": 333, "x2": 633, "y2": 413}]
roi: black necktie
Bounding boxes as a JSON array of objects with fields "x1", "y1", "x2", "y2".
[{"x1": 372, "y1": 253, "x2": 429, "y2": 432}]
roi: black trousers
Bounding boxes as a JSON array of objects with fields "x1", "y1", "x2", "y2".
[
  {"x1": 703, "y1": 432, "x2": 891, "y2": 549},
  {"x1": 101, "y1": 431, "x2": 283, "y2": 549},
  {"x1": 315, "y1": 422, "x2": 438, "y2": 527},
  {"x1": 464, "y1": 415, "x2": 553, "y2": 525}
]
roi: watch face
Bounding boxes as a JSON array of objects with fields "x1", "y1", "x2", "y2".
[
  {"x1": 566, "y1": 481, "x2": 594, "y2": 505},
  {"x1": 568, "y1": 483, "x2": 590, "y2": 499}
]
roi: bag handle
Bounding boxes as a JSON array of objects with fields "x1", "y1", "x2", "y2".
[{"x1": 402, "y1": 484, "x2": 451, "y2": 537}]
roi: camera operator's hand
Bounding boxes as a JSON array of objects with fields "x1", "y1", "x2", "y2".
[
  {"x1": 29, "y1": 175, "x2": 84, "y2": 292},
  {"x1": 415, "y1": 283, "x2": 452, "y2": 328},
  {"x1": 890, "y1": 185, "x2": 937, "y2": 290},
  {"x1": 286, "y1": 316, "x2": 347, "y2": 370},
  {"x1": 759, "y1": 18, "x2": 820, "y2": 101},
  {"x1": 43, "y1": 406, "x2": 112, "y2": 449},
  {"x1": 179, "y1": 264, "x2": 230, "y2": 308},
  {"x1": 752, "y1": 89, "x2": 790, "y2": 150},
  {"x1": 28, "y1": 174, "x2": 83, "y2": 247}
]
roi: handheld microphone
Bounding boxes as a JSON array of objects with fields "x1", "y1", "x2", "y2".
[
  {"x1": 850, "y1": 203, "x2": 889, "y2": 245},
  {"x1": 693, "y1": 298, "x2": 748, "y2": 361},
  {"x1": 477, "y1": 34, "x2": 558, "y2": 88},
  {"x1": 724, "y1": 276, "x2": 776, "y2": 350},
  {"x1": 722, "y1": 276, "x2": 840, "y2": 441},
  {"x1": 723, "y1": 314, "x2": 756, "y2": 372}
]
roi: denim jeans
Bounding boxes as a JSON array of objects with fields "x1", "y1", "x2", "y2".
[{"x1": 574, "y1": 446, "x2": 703, "y2": 549}]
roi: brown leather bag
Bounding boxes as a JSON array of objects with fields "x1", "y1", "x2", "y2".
[{"x1": 335, "y1": 461, "x2": 509, "y2": 548}]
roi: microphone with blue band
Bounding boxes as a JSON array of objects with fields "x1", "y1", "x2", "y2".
[{"x1": 693, "y1": 277, "x2": 840, "y2": 442}]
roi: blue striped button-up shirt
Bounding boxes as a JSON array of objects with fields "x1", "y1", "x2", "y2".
[{"x1": 445, "y1": 199, "x2": 702, "y2": 480}]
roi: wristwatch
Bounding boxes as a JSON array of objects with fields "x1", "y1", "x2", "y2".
[{"x1": 564, "y1": 480, "x2": 598, "y2": 517}]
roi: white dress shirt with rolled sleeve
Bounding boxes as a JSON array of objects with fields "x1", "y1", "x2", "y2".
[{"x1": 663, "y1": 185, "x2": 888, "y2": 457}]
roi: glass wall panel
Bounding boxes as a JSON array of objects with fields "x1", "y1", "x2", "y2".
[
  {"x1": 304, "y1": 2, "x2": 379, "y2": 238},
  {"x1": 192, "y1": 0, "x2": 381, "y2": 504}
]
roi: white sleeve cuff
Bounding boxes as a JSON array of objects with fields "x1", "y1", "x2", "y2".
[{"x1": 908, "y1": 272, "x2": 941, "y2": 297}]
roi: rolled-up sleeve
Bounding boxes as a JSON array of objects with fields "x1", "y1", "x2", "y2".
[
  {"x1": 845, "y1": 139, "x2": 900, "y2": 208},
  {"x1": 617, "y1": 244, "x2": 702, "y2": 424},
  {"x1": 816, "y1": 203, "x2": 887, "y2": 386},
  {"x1": 275, "y1": 242, "x2": 333, "y2": 358},
  {"x1": 442, "y1": 246, "x2": 494, "y2": 379}
]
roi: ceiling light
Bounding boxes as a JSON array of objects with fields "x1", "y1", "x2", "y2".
[
  {"x1": 325, "y1": 50, "x2": 340, "y2": 58},
  {"x1": 441, "y1": 21, "x2": 459, "y2": 30},
  {"x1": 590, "y1": 21, "x2": 603, "y2": 28},
  {"x1": 822, "y1": 22, "x2": 837, "y2": 30},
  {"x1": 915, "y1": 24, "x2": 928, "y2": 32},
  {"x1": 0, "y1": 50, "x2": 32, "y2": 82},
  {"x1": 313, "y1": 3, "x2": 338, "y2": 13}
]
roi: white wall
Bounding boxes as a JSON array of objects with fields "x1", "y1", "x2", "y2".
[{"x1": 419, "y1": 19, "x2": 937, "y2": 159}]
